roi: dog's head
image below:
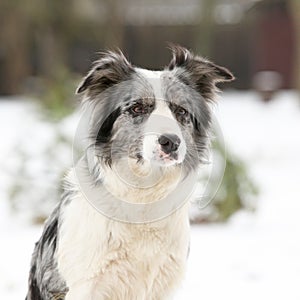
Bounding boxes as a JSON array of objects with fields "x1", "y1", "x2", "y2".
[{"x1": 77, "y1": 45, "x2": 234, "y2": 184}]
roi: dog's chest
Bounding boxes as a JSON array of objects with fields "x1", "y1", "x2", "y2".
[{"x1": 57, "y1": 194, "x2": 189, "y2": 290}]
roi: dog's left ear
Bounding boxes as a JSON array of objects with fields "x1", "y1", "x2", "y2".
[
  {"x1": 76, "y1": 50, "x2": 135, "y2": 95},
  {"x1": 168, "y1": 45, "x2": 234, "y2": 101}
]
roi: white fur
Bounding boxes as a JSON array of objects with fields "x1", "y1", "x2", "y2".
[
  {"x1": 143, "y1": 100, "x2": 187, "y2": 165},
  {"x1": 135, "y1": 69, "x2": 163, "y2": 100},
  {"x1": 57, "y1": 168, "x2": 190, "y2": 300},
  {"x1": 103, "y1": 158, "x2": 183, "y2": 203}
]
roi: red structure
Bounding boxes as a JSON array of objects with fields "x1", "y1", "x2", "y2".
[{"x1": 254, "y1": 1, "x2": 296, "y2": 89}]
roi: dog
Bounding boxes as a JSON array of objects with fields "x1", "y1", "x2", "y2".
[{"x1": 26, "y1": 45, "x2": 234, "y2": 300}]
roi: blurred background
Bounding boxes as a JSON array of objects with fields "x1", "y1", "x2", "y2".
[{"x1": 0, "y1": 0, "x2": 299, "y2": 299}]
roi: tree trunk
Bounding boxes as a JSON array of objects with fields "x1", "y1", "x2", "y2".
[{"x1": 1, "y1": 10, "x2": 30, "y2": 94}]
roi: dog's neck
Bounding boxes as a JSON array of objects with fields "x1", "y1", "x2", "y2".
[
  {"x1": 101, "y1": 158, "x2": 183, "y2": 204},
  {"x1": 68, "y1": 156, "x2": 196, "y2": 223}
]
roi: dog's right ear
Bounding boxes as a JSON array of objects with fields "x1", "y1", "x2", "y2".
[
  {"x1": 76, "y1": 50, "x2": 135, "y2": 95},
  {"x1": 168, "y1": 45, "x2": 234, "y2": 102}
]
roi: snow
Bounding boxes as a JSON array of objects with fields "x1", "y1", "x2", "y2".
[
  {"x1": 177, "y1": 90, "x2": 300, "y2": 299},
  {"x1": 1, "y1": 91, "x2": 300, "y2": 299}
]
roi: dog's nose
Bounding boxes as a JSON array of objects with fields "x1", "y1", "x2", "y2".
[{"x1": 158, "y1": 134, "x2": 181, "y2": 154}]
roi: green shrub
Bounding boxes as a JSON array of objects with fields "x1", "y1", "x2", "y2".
[{"x1": 191, "y1": 139, "x2": 258, "y2": 223}]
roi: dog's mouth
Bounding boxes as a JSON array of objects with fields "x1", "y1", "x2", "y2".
[
  {"x1": 158, "y1": 149, "x2": 178, "y2": 161},
  {"x1": 128, "y1": 150, "x2": 180, "y2": 168},
  {"x1": 145, "y1": 148, "x2": 181, "y2": 167},
  {"x1": 130, "y1": 151, "x2": 178, "y2": 165}
]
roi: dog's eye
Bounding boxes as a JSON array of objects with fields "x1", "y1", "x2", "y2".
[
  {"x1": 176, "y1": 107, "x2": 188, "y2": 116},
  {"x1": 131, "y1": 103, "x2": 145, "y2": 114}
]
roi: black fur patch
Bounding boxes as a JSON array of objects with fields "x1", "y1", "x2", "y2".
[
  {"x1": 96, "y1": 107, "x2": 121, "y2": 145},
  {"x1": 26, "y1": 264, "x2": 43, "y2": 300},
  {"x1": 40, "y1": 216, "x2": 58, "y2": 252},
  {"x1": 26, "y1": 208, "x2": 67, "y2": 300}
]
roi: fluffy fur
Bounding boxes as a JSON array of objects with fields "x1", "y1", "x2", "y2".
[{"x1": 26, "y1": 45, "x2": 233, "y2": 300}]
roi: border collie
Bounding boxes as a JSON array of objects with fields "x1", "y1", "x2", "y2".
[{"x1": 26, "y1": 45, "x2": 234, "y2": 300}]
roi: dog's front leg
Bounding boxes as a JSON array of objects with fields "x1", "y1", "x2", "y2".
[
  {"x1": 146, "y1": 255, "x2": 186, "y2": 300},
  {"x1": 65, "y1": 279, "x2": 145, "y2": 300},
  {"x1": 65, "y1": 260, "x2": 147, "y2": 300}
]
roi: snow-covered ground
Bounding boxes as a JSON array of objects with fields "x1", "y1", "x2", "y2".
[{"x1": 1, "y1": 91, "x2": 300, "y2": 299}]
